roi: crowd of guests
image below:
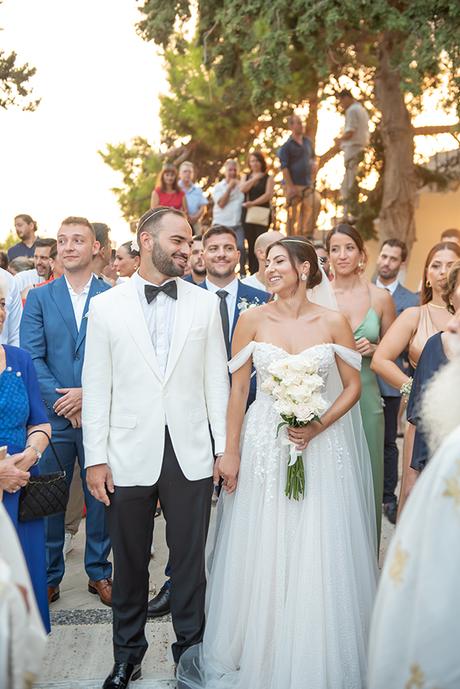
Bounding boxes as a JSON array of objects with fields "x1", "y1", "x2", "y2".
[{"x1": 1, "y1": 199, "x2": 460, "y2": 687}]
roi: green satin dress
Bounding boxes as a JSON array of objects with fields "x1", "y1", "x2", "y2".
[{"x1": 354, "y1": 308, "x2": 385, "y2": 546}]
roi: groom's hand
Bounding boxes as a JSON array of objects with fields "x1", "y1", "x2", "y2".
[{"x1": 86, "y1": 464, "x2": 115, "y2": 506}]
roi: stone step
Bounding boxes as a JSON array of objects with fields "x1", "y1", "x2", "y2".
[{"x1": 35, "y1": 682, "x2": 175, "y2": 689}]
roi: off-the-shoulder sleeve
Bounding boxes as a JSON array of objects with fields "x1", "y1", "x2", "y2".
[
  {"x1": 228, "y1": 341, "x2": 256, "y2": 374},
  {"x1": 22, "y1": 349, "x2": 48, "y2": 426},
  {"x1": 331, "y1": 344, "x2": 362, "y2": 371}
]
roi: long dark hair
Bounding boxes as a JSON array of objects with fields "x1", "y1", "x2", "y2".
[
  {"x1": 248, "y1": 150, "x2": 268, "y2": 174},
  {"x1": 326, "y1": 222, "x2": 365, "y2": 254},
  {"x1": 421, "y1": 241, "x2": 460, "y2": 305},
  {"x1": 267, "y1": 236, "x2": 322, "y2": 289}
]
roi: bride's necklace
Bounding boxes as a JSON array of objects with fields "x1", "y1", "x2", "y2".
[{"x1": 428, "y1": 302, "x2": 446, "y2": 310}]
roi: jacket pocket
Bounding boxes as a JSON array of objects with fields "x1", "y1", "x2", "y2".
[{"x1": 110, "y1": 414, "x2": 137, "y2": 429}]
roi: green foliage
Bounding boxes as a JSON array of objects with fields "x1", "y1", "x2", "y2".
[
  {"x1": 0, "y1": 231, "x2": 17, "y2": 252},
  {"x1": 99, "y1": 138, "x2": 162, "y2": 223},
  {"x1": 0, "y1": 2, "x2": 38, "y2": 110}
]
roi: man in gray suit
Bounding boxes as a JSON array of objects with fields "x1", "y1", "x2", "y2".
[{"x1": 375, "y1": 239, "x2": 419, "y2": 524}]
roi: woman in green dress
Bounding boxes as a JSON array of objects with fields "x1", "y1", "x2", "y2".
[{"x1": 327, "y1": 224, "x2": 395, "y2": 545}]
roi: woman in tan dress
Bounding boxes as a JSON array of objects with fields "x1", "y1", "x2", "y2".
[{"x1": 372, "y1": 241, "x2": 460, "y2": 514}]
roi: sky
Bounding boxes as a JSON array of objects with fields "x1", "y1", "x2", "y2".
[
  {"x1": 0, "y1": 0, "x2": 166, "y2": 243},
  {"x1": 1, "y1": 2, "x2": 458, "y2": 245}
]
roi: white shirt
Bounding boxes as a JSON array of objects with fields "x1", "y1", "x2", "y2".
[
  {"x1": 376, "y1": 277, "x2": 399, "y2": 296},
  {"x1": 342, "y1": 102, "x2": 370, "y2": 152},
  {"x1": 132, "y1": 271, "x2": 176, "y2": 378},
  {"x1": 211, "y1": 179, "x2": 244, "y2": 227},
  {"x1": 205, "y1": 277, "x2": 239, "y2": 327},
  {"x1": 0, "y1": 268, "x2": 22, "y2": 346},
  {"x1": 242, "y1": 273, "x2": 268, "y2": 293},
  {"x1": 14, "y1": 269, "x2": 39, "y2": 293},
  {"x1": 64, "y1": 275, "x2": 93, "y2": 331}
]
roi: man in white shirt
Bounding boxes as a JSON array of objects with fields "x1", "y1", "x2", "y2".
[
  {"x1": 0, "y1": 267, "x2": 22, "y2": 346},
  {"x1": 242, "y1": 230, "x2": 284, "y2": 292},
  {"x1": 336, "y1": 90, "x2": 370, "y2": 213},
  {"x1": 20, "y1": 217, "x2": 112, "y2": 607},
  {"x1": 211, "y1": 159, "x2": 246, "y2": 272},
  {"x1": 83, "y1": 207, "x2": 229, "y2": 686}
]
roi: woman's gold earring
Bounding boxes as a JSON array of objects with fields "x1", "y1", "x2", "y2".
[{"x1": 426, "y1": 280, "x2": 431, "y2": 288}]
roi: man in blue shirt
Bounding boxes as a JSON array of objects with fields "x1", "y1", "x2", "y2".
[
  {"x1": 179, "y1": 161, "x2": 208, "y2": 233},
  {"x1": 278, "y1": 114, "x2": 318, "y2": 235},
  {"x1": 7, "y1": 214, "x2": 39, "y2": 260}
]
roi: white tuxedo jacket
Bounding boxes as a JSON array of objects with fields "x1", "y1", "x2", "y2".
[{"x1": 82, "y1": 277, "x2": 230, "y2": 486}]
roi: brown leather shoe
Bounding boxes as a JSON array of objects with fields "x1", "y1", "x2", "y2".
[
  {"x1": 48, "y1": 585, "x2": 60, "y2": 604},
  {"x1": 88, "y1": 578, "x2": 112, "y2": 607}
]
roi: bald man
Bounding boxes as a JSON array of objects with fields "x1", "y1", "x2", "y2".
[{"x1": 241, "y1": 230, "x2": 284, "y2": 292}]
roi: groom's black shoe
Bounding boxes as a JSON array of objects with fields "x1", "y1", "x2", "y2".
[
  {"x1": 147, "y1": 581, "x2": 171, "y2": 618},
  {"x1": 102, "y1": 662, "x2": 142, "y2": 688},
  {"x1": 383, "y1": 501, "x2": 397, "y2": 525}
]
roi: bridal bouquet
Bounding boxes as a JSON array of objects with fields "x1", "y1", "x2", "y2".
[{"x1": 262, "y1": 356, "x2": 327, "y2": 500}]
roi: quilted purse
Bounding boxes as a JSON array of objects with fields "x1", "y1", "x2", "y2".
[{"x1": 18, "y1": 429, "x2": 69, "y2": 522}]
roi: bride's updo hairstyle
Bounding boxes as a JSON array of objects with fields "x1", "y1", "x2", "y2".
[{"x1": 267, "y1": 236, "x2": 323, "y2": 289}]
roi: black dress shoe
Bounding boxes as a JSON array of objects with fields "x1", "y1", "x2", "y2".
[
  {"x1": 147, "y1": 581, "x2": 171, "y2": 618},
  {"x1": 102, "y1": 662, "x2": 141, "y2": 688},
  {"x1": 383, "y1": 501, "x2": 398, "y2": 525}
]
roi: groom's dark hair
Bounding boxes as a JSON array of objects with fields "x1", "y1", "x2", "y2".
[{"x1": 136, "y1": 206, "x2": 187, "y2": 243}]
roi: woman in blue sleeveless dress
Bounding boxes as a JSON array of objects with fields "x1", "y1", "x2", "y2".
[{"x1": 0, "y1": 295, "x2": 52, "y2": 633}]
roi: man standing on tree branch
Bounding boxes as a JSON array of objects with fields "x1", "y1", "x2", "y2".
[{"x1": 335, "y1": 89, "x2": 370, "y2": 217}]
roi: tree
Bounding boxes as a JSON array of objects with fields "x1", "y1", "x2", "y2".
[
  {"x1": 0, "y1": 1, "x2": 38, "y2": 111},
  {"x1": 136, "y1": 0, "x2": 460, "y2": 251}
]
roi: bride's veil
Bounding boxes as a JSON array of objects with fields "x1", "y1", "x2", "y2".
[{"x1": 309, "y1": 268, "x2": 378, "y2": 553}]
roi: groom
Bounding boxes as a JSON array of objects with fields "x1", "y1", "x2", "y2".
[{"x1": 83, "y1": 207, "x2": 230, "y2": 688}]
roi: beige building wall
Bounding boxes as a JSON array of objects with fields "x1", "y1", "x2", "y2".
[{"x1": 363, "y1": 186, "x2": 460, "y2": 291}]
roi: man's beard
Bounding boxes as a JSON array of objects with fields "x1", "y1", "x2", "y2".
[
  {"x1": 193, "y1": 266, "x2": 207, "y2": 277},
  {"x1": 206, "y1": 263, "x2": 235, "y2": 280},
  {"x1": 378, "y1": 268, "x2": 399, "y2": 281},
  {"x1": 421, "y1": 345, "x2": 460, "y2": 455},
  {"x1": 151, "y1": 239, "x2": 186, "y2": 277}
]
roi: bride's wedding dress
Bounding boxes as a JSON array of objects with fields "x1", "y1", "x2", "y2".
[{"x1": 178, "y1": 341, "x2": 378, "y2": 689}]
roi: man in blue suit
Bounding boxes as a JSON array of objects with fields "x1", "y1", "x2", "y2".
[
  {"x1": 148, "y1": 224, "x2": 269, "y2": 619},
  {"x1": 20, "y1": 216, "x2": 112, "y2": 605},
  {"x1": 375, "y1": 239, "x2": 419, "y2": 524}
]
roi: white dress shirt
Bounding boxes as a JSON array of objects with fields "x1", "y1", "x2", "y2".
[
  {"x1": 14, "y1": 269, "x2": 39, "y2": 293},
  {"x1": 241, "y1": 273, "x2": 267, "y2": 293},
  {"x1": 205, "y1": 277, "x2": 239, "y2": 327},
  {"x1": 376, "y1": 277, "x2": 399, "y2": 296},
  {"x1": 131, "y1": 271, "x2": 176, "y2": 378},
  {"x1": 211, "y1": 180, "x2": 244, "y2": 227},
  {"x1": 0, "y1": 268, "x2": 22, "y2": 346},
  {"x1": 64, "y1": 275, "x2": 93, "y2": 331}
]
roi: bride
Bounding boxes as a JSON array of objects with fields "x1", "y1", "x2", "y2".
[{"x1": 178, "y1": 237, "x2": 378, "y2": 689}]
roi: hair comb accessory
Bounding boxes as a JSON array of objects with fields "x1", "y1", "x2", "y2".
[
  {"x1": 130, "y1": 239, "x2": 140, "y2": 253},
  {"x1": 137, "y1": 207, "x2": 176, "y2": 234}
]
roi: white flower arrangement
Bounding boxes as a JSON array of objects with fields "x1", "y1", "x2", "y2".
[
  {"x1": 262, "y1": 355, "x2": 327, "y2": 500},
  {"x1": 130, "y1": 238, "x2": 140, "y2": 253},
  {"x1": 237, "y1": 296, "x2": 262, "y2": 312}
]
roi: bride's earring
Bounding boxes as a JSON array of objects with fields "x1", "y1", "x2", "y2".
[{"x1": 301, "y1": 273, "x2": 307, "y2": 282}]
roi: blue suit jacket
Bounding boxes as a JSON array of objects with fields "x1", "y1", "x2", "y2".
[
  {"x1": 20, "y1": 275, "x2": 110, "y2": 429},
  {"x1": 378, "y1": 282, "x2": 419, "y2": 397},
  {"x1": 200, "y1": 279, "x2": 270, "y2": 403}
]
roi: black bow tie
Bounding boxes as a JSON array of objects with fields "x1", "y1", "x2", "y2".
[{"x1": 144, "y1": 281, "x2": 177, "y2": 303}]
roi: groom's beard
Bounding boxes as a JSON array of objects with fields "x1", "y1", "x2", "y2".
[
  {"x1": 421, "y1": 352, "x2": 460, "y2": 455},
  {"x1": 151, "y1": 239, "x2": 187, "y2": 277}
]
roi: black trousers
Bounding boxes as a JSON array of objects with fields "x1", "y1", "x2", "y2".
[
  {"x1": 383, "y1": 396, "x2": 400, "y2": 504},
  {"x1": 107, "y1": 428, "x2": 213, "y2": 665}
]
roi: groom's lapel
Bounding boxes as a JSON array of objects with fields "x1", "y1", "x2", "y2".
[
  {"x1": 164, "y1": 279, "x2": 195, "y2": 384},
  {"x1": 119, "y1": 280, "x2": 163, "y2": 381}
]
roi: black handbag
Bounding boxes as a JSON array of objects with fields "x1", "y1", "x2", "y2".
[{"x1": 18, "y1": 429, "x2": 69, "y2": 522}]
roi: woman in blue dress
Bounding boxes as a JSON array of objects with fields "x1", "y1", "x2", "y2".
[{"x1": 0, "y1": 284, "x2": 52, "y2": 632}]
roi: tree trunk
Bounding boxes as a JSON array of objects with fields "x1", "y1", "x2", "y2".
[{"x1": 374, "y1": 34, "x2": 417, "y2": 252}]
